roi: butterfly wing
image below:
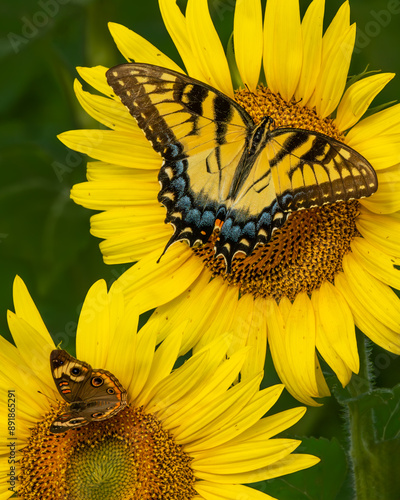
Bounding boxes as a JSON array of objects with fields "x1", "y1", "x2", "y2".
[
  {"x1": 266, "y1": 128, "x2": 378, "y2": 211},
  {"x1": 50, "y1": 350, "x2": 127, "y2": 433},
  {"x1": 106, "y1": 63, "x2": 253, "y2": 250},
  {"x1": 212, "y1": 126, "x2": 377, "y2": 265}
]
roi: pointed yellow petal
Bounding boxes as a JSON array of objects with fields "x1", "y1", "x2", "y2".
[
  {"x1": 116, "y1": 244, "x2": 204, "y2": 310},
  {"x1": 336, "y1": 73, "x2": 395, "y2": 131},
  {"x1": 75, "y1": 280, "x2": 111, "y2": 366},
  {"x1": 312, "y1": 24, "x2": 356, "y2": 117},
  {"x1": 312, "y1": 281, "x2": 359, "y2": 380},
  {"x1": 71, "y1": 179, "x2": 159, "y2": 210},
  {"x1": 348, "y1": 133, "x2": 400, "y2": 171},
  {"x1": 195, "y1": 482, "x2": 277, "y2": 500},
  {"x1": 351, "y1": 237, "x2": 400, "y2": 290},
  {"x1": 6, "y1": 312, "x2": 54, "y2": 392},
  {"x1": 346, "y1": 102, "x2": 400, "y2": 144},
  {"x1": 159, "y1": 0, "x2": 199, "y2": 77},
  {"x1": 266, "y1": 298, "x2": 320, "y2": 406},
  {"x1": 108, "y1": 22, "x2": 183, "y2": 72},
  {"x1": 86, "y1": 161, "x2": 157, "y2": 183},
  {"x1": 234, "y1": 0, "x2": 263, "y2": 91},
  {"x1": 335, "y1": 271, "x2": 400, "y2": 354},
  {"x1": 357, "y1": 210, "x2": 400, "y2": 256},
  {"x1": 361, "y1": 163, "x2": 400, "y2": 214},
  {"x1": 73, "y1": 79, "x2": 137, "y2": 132},
  {"x1": 186, "y1": 0, "x2": 233, "y2": 96},
  {"x1": 58, "y1": 130, "x2": 159, "y2": 169},
  {"x1": 343, "y1": 253, "x2": 400, "y2": 333},
  {"x1": 295, "y1": 0, "x2": 324, "y2": 105},
  {"x1": 231, "y1": 295, "x2": 267, "y2": 380},
  {"x1": 12, "y1": 276, "x2": 51, "y2": 342},
  {"x1": 263, "y1": 0, "x2": 302, "y2": 101},
  {"x1": 77, "y1": 65, "x2": 113, "y2": 96}
]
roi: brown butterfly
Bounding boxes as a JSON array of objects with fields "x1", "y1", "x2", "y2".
[{"x1": 49, "y1": 349, "x2": 127, "y2": 433}]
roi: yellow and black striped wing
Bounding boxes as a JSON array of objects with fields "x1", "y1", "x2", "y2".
[
  {"x1": 106, "y1": 63, "x2": 253, "y2": 251},
  {"x1": 267, "y1": 128, "x2": 377, "y2": 211}
]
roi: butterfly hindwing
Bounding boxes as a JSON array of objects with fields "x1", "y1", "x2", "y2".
[{"x1": 106, "y1": 63, "x2": 377, "y2": 269}]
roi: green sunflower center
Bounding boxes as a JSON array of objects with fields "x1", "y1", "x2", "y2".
[
  {"x1": 193, "y1": 85, "x2": 360, "y2": 302},
  {"x1": 19, "y1": 405, "x2": 196, "y2": 500}
]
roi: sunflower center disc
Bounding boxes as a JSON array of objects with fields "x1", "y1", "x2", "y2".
[
  {"x1": 20, "y1": 405, "x2": 196, "y2": 500},
  {"x1": 193, "y1": 85, "x2": 360, "y2": 302}
]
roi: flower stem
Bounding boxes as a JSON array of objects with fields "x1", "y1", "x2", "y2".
[{"x1": 345, "y1": 335, "x2": 394, "y2": 500}]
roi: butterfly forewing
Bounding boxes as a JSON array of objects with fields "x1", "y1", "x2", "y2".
[{"x1": 106, "y1": 63, "x2": 377, "y2": 269}]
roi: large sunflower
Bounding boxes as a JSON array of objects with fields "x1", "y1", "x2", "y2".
[
  {"x1": 0, "y1": 276, "x2": 318, "y2": 499},
  {"x1": 60, "y1": 0, "x2": 400, "y2": 404}
]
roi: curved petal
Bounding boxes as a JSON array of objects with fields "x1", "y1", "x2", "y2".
[
  {"x1": 346, "y1": 102, "x2": 400, "y2": 144},
  {"x1": 116, "y1": 244, "x2": 204, "y2": 310},
  {"x1": 342, "y1": 253, "x2": 400, "y2": 333},
  {"x1": 348, "y1": 133, "x2": 400, "y2": 171},
  {"x1": 58, "y1": 130, "x2": 159, "y2": 169},
  {"x1": 186, "y1": 0, "x2": 233, "y2": 96},
  {"x1": 357, "y1": 210, "x2": 400, "y2": 256},
  {"x1": 336, "y1": 73, "x2": 395, "y2": 131},
  {"x1": 159, "y1": 0, "x2": 199, "y2": 77},
  {"x1": 77, "y1": 65, "x2": 114, "y2": 96},
  {"x1": 234, "y1": 0, "x2": 263, "y2": 91},
  {"x1": 335, "y1": 271, "x2": 400, "y2": 354},
  {"x1": 312, "y1": 282, "x2": 359, "y2": 384},
  {"x1": 195, "y1": 481, "x2": 277, "y2": 500},
  {"x1": 360, "y1": 164, "x2": 400, "y2": 214},
  {"x1": 263, "y1": 0, "x2": 302, "y2": 102},
  {"x1": 295, "y1": 0, "x2": 324, "y2": 105},
  {"x1": 108, "y1": 22, "x2": 183, "y2": 72}
]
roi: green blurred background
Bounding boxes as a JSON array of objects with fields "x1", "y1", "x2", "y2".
[{"x1": 1, "y1": 1, "x2": 400, "y2": 498}]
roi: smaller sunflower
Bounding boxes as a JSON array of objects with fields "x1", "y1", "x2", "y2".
[{"x1": 0, "y1": 276, "x2": 318, "y2": 500}]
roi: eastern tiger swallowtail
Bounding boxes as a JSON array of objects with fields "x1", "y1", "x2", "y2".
[{"x1": 106, "y1": 63, "x2": 377, "y2": 271}]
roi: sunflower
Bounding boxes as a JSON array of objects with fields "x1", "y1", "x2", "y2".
[
  {"x1": 0, "y1": 276, "x2": 318, "y2": 500},
  {"x1": 59, "y1": 0, "x2": 400, "y2": 404}
]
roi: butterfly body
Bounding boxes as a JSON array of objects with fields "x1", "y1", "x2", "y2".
[
  {"x1": 50, "y1": 349, "x2": 127, "y2": 433},
  {"x1": 106, "y1": 63, "x2": 377, "y2": 270}
]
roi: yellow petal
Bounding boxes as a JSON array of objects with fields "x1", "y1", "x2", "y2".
[
  {"x1": 295, "y1": 0, "x2": 324, "y2": 105},
  {"x1": 86, "y1": 161, "x2": 157, "y2": 183},
  {"x1": 195, "y1": 482, "x2": 277, "y2": 500},
  {"x1": 58, "y1": 130, "x2": 159, "y2": 169},
  {"x1": 116, "y1": 244, "x2": 204, "y2": 310},
  {"x1": 77, "y1": 65, "x2": 113, "y2": 96},
  {"x1": 351, "y1": 237, "x2": 400, "y2": 290},
  {"x1": 186, "y1": 0, "x2": 233, "y2": 96},
  {"x1": 343, "y1": 253, "x2": 400, "y2": 333},
  {"x1": 347, "y1": 133, "x2": 400, "y2": 171},
  {"x1": 71, "y1": 179, "x2": 159, "y2": 211},
  {"x1": 6, "y1": 312, "x2": 54, "y2": 393},
  {"x1": 108, "y1": 22, "x2": 183, "y2": 72},
  {"x1": 263, "y1": 0, "x2": 302, "y2": 101},
  {"x1": 336, "y1": 73, "x2": 395, "y2": 131},
  {"x1": 266, "y1": 297, "x2": 320, "y2": 406},
  {"x1": 12, "y1": 276, "x2": 51, "y2": 342},
  {"x1": 159, "y1": 0, "x2": 199, "y2": 77},
  {"x1": 230, "y1": 295, "x2": 267, "y2": 380},
  {"x1": 285, "y1": 293, "x2": 320, "y2": 399},
  {"x1": 73, "y1": 79, "x2": 138, "y2": 132},
  {"x1": 150, "y1": 272, "x2": 238, "y2": 355},
  {"x1": 361, "y1": 164, "x2": 400, "y2": 214},
  {"x1": 357, "y1": 210, "x2": 400, "y2": 256},
  {"x1": 312, "y1": 24, "x2": 355, "y2": 118},
  {"x1": 234, "y1": 0, "x2": 263, "y2": 91},
  {"x1": 75, "y1": 280, "x2": 111, "y2": 366},
  {"x1": 335, "y1": 271, "x2": 400, "y2": 354},
  {"x1": 312, "y1": 281, "x2": 359, "y2": 381},
  {"x1": 346, "y1": 102, "x2": 400, "y2": 144}
]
